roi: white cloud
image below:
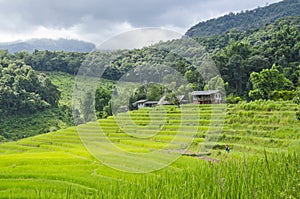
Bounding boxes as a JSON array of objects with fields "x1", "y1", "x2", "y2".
[
  {"x1": 0, "y1": 0, "x2": 283, "y2": 43},
  {"x1": 98, "y1": 28, "x2": 182, "y2": 50}
]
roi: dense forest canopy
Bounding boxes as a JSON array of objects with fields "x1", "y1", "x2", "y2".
[
  {"x1": 0, "y1": 0, "x2": 299, "y2": 141},
  {"x1": 1, "y1": 16, "x2": 298, "y2": 101},
  {"x1": 185, "y1": 0, "x2": 300, "y2": 37},
  {"x1": 204, "y1": 17, "x2": 300, "y2": 98},
  {"x1": 0, "y1": 58, "x2": 60, "y2": 115}
]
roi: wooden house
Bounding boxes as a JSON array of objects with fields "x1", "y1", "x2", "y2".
[{"x1": 191, "y1": 90, "x2": 222, "y2": 104}]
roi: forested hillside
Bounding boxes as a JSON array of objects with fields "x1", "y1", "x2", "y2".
[
  {"x1": 0, "y1": 54, "x2": 73, "y2": 141},
  {"x1": 0, "y1": 14, "x2": 299, "y2": 141},
  {"x1": 1, "y1": 16, "x2": 299, "y2": 100},
  {"x1": 186, "y1": 0, "x2": 300, "y2": 37},
  {"x1": 0, "y1": 59, "x2": 60, "y2": 115},
  {"x1": 0, "y1": 1, "x2": 299, "y2": 197},
  {"x1": 197, "y1": 16, "x2": 300, "y2": 98}
]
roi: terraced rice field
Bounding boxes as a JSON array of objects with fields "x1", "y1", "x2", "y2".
[{"x1": 0, "y1": 101, "x2": 299, "y2": 198}]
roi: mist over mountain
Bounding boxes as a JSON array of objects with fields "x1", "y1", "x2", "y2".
[{"x1": 0, "y1": 38, "x2": 96, "y2": 53}]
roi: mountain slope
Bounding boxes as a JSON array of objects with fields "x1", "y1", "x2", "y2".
[
  {"x1": 198, "y1": 16, "x2": 300, "y2": 96},
  {"x1": 186, "y1": 0, "x2": 300, "y2": 37},
  {"x1": 0, "y1": 38, "x2": 96, "y2": 53}
]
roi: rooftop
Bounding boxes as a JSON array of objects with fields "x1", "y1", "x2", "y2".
[{"x1": 191, "y1": 90, "x2": 220, "y2": 96}]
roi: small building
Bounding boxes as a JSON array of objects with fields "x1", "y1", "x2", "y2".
[
  {"x1": 133, "y1": 99, "x2": 158, "y2": 109},
  {"x1": 191, "y1": 90, "x2": 222, "y2": 104},
  {"x1": 144, "y1": 101, "x2": 159, "y2": 108}
]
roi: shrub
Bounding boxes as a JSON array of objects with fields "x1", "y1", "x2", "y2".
[
  {"x1": 270, "y1": 90, "x2": 295, "y2": 101},
  {"x1": 296, "y1": 111, "x2": 300, "y2": 121},
  {"x1": 226, "y1": 94, "x2": 243, "y2": 104}
]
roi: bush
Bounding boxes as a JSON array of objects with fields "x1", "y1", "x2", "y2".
[
  {"x1": 293, "y1": 88, "x2": 300, "y2": 104},
  {"x1": 270, "y1": 90, "x2": 295, "y2": 101},
  {"x1": 0, "y1": 135, "x2": 6, "y2": 142},
  {"x1": 0, "y1": 106, "x2": 73, "y2": 141},
  {"x1": 226, "y1": 94, "x2": 243, "y2": 104},
  {"x1": 296, "y1": 111, "x2": 300, "y2": 121}
]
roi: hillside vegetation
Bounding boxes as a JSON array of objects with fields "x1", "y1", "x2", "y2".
[
  {"x1": 2, "y1": 16, "x2": 298, "y2": 99},
  {"x1": 185, "y1": 0, "x2": 300, "y2": 37},
  {"x1": 196, "y1": 16, "x2": 300, "y2": 98},
  {"x1": 0, "y1": 0, "x2": 299, "y2": 198},
  {"x1": 0, "y1": 59, "x2": 73, "y2": 141},
  {"x1": 1, "y1": 14, "x2": 299, "y2": 141},
  {"x1": 0, "y1": 101, "x2": 299, "y2": 198}
]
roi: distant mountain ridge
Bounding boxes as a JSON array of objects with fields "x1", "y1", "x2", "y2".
[
  {"x1": 186, "y1": 0, "x2": 300, "y2": 37},
  {"x1": 0, "y1": 38, "x2": 96, "y2": 53}
]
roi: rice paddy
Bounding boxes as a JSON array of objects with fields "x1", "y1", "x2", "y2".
[{"x1": 0, "y1": 101, "x2": 299, "y2": 198}]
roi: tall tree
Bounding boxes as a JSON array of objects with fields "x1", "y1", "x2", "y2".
[{"x1": 249, "y1": 66, "x2": 294, "y2": 100}]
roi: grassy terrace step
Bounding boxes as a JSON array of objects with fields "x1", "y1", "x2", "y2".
[
  {"x1": 224, "y1": 128, "x2": 300, "y2": 139},
  {"x1": 0, "y1": 101, "x2": 299, "y2": 198},
  {"x1": 206, "y1": 134, "x2": 291, "y2": 147}
]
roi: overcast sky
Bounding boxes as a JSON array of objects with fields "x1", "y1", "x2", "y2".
[{"x1": 0, "y1": 0, "x2": 282, "y2": 44}]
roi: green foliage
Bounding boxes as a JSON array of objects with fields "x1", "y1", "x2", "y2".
[
  {"x1": 186, "y1": 0, "x2": 300, "y2": 37},
  {"x1": 81, "y1": 92, "x2": 96, "y2": 122},
  {"x1": 226, "y1": 94, "x2": 242, "y2": 104},
  {"x1": 296, "y1": 111, "x2": 300, "y2": 121},
  {"x1": 44, "y1": 71, "x2": 75, "y2": 105},
  {"x1": 2, "y1": 17, "x2": 299, "y2": 103},
  {"x1": 294, "y1": 88, "x2": 300, "y2": 121},
  {"x1": 204, "y1": 75, "x2": 227, "y2": 95},
  {"x1": 184, "y1": 70, "x2": 204, "y2": 90},
  {"x1": 0, "y1": 106, "x2": 73, "y2": 141},
  {"x1": 165, "y1": 92, "x2": 180, "y2": 106},
  {"x1": 0, "y1": 11, "x2": 299, "y2": 143},
  {"x1": 129, "y1": 83, "x2": 164, "y2": 110},
  {"x1": 0, "y1": 62, "x2": 60, "y2": 115},
  {"x1": 292, "y1": 87, "x2": 300, "y2": 104},
  {"x1": 249, "y1": 66, "x2": 294, "y2": 100},
  {"x1": 213, "y1": 41, "x2": 255, "y2": 95},
  {"x1": 270, "y1": 90, "x2": 295, "y2": 101},
  {"x1": 146, "y1": 83, "x2": 164, "y2": 101},
  {"x1": 0, "y1": 135, "x2": 5, "y2": 142},
  {"x1": 25, "y1": 50, "x2": 87, "y2": 74},
  {"x1": 238, "y1": 100, "x2": 288, "y2": 111},
  {"x1": 95, "y1": 84, "x2": 114, "y2": 118},
  {"x1": 0, "y1": 101, "x2": 299, "y2": 198},
  {"x1": 198, "y1": 16, "x2": 300, "y2": 98}
]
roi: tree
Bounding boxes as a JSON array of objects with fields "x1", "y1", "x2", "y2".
[
  {"x1": 165, "y1": 92, "x2": 179, "y2": 106},
  {"x1": 184, "y1": 70, "x2": 204, "y2": 90},
  {"x1": 294, "y1": 87, "x2": 300, "y2": 121},
  {"x1": 81, "y1": 91, "x2": 95, "y2": 122},
  {"x1": 0, "y1": 63, "x2": 60, "y2": 115},
  {"x1": 204, "y1": 75, "x2": 227, "y2": 97},
  {"x1": 146, "y1": 83, "x2": 163, "y2": 101},
  {"x1": 246, "y1": 55, "x2": 270, "y2": 73},
  {"x1": 95, "y1": 84, "x2": 113, "y2": 118},
  {"x1": 248, "y1": 66, "x2": 294, "y2": 100}
]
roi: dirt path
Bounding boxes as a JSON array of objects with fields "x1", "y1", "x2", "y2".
[
  {"x1": 180, "y1": 150, "x2": 220, "y2": 163},
  {"x1": 196, "y1": 156, "x2": 220, "y2": 163}
]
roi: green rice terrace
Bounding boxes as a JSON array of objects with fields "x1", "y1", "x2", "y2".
[{"x1": 0, "y1": 101, "x2": 299, "y2": 198}]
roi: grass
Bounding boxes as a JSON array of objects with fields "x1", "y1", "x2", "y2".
[
  {"x1": 0, "y1": 101, "x2": 299, "y2": 198},
  {"x1": 0, "y1": 107, "x2": 73, "y2": 141}
]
